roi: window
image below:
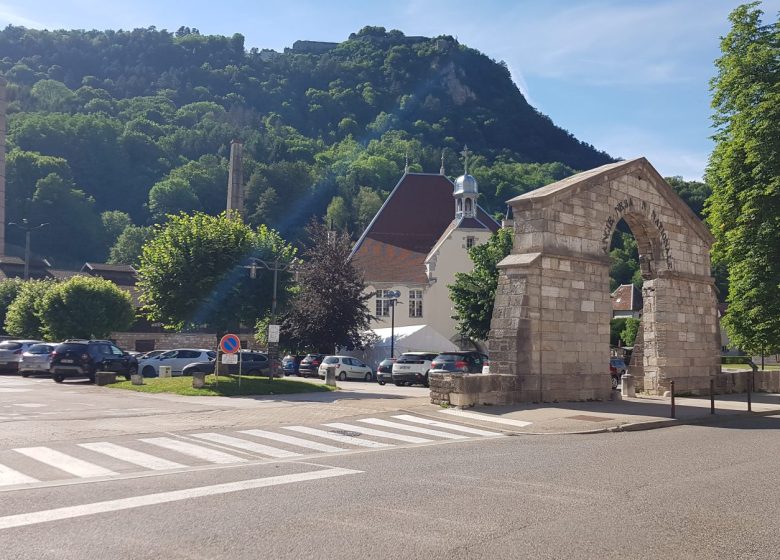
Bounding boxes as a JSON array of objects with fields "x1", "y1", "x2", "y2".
[
  {"x1": 375, "y1": 290, "x2": 394, "y2": 317},
  {"x1": 110, "y1": 345, "x2": 124, "y2": 356},
  {"x1": 409, "y1": 289, "x2": 423, "y2": 318},
  {"x1": 465, "y1": 198, "x2": 473, "y2": 214},
  {"x1": 466, "y1": 236, "x2": 476, "y2": 249}
]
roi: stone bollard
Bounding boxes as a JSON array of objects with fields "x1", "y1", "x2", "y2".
[
  {"x1": 131, "y1": 373, "x2": 144, "y2": 386},
  {"x1": 325, "y1": 365, "x2": 337, "y2": 387},
  {"x1": 95, "y1": 371, "x2": 117, "y2": 386},
  {"x1": 192, "y1": 371, "x2": 207, "y2": 389},
  {"x1": 621, "y1": 373, "x2": 636, "y2": 398},
  {"x1": 159, "y1": 365, "x2": 172, "y2": 378}
]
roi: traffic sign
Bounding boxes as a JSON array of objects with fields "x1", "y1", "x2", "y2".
[
  {"x1": 268, "y1": 324, "x2": 280, "y2": 343},
  {"x1": 221, "y1": 353, "x2": 238, "y2": 364},
  {"x1": 219, "y1": 334, "x2": 241, "y2": 354}
]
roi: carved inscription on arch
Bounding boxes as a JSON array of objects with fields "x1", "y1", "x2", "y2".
[{"x1": 600, "y1": 198, "x2": 673, "y2": 269}]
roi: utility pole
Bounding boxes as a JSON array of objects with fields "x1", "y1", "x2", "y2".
[{"x1": 8, "y1": 219, "x2": 48, "y2": 280}]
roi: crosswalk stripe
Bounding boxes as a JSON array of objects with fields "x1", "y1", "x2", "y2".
[
  {"x1": 439, "y1": 408, "x2": 533, "y2": 427},
  {"x1": 14, "y1": 447, "x2": 117, "y2": 478},
  {"x1": 239, "y1": 429, "x2": 343, "y2": 453},
  {"x1": 139, "y1": 438, "x2": 247, "y2": 465},
  {"x1": 190, "y1": 433, "x2": 301, "y2": 458},
  {"x1": 358, "y1": 418, "x2": 468, "y2": 439},
  {"x1": 78, "y1": 442, "x2": 186, "y2": 471},
  {"x1": 323, "y1": 422, "x2": 432, "y2": 444},
  {"x1": 0, "y1": 463, "x2": 38, "y2": 486},
  {"x1": 283, "y1": 426, "x2": 393, "y2": 448},
  {"x1": 392, "y1": 414, "x2": 504, "y2": 437}
]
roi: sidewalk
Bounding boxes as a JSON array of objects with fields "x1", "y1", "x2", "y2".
[{"x1": 402, "y1": 392, "x2": 780, "y2": 434}]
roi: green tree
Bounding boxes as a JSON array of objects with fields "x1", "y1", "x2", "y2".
[
  {"x1": 281, "y1": 221, "x2": 372, "y2": 352},
  {"x1": 325, "y1": 196, "x2": 350, "y2": 230},
  {"x1": 620, "y1": 318, "x2": 641, "y2": 347},
  {"x1": 664, "y1": 176, "x2": 712, "y2": 218},
  {"x1": 449, "y1": 227, "x2": 513, "y2": 341},
  {"x1": 0, "y1": 279, "x2": 24, "y2": 335},
  {"x1": 137, "y1": 212, "x2": 295, "y2": 333},
  {"x1": 705, "y1": 3, "x2": 780, "y2": 354},
  {"x1": 101, "y1": 210, "x2": 133, "y2": 246},
  {"x1": 148, "y1": 177, "x2": 200, "y2": 222},
  {"x1": 4, "y1": 279, "x2": 58, "y2": 339},
  {"x1": 38, "y1": 276, "x2": 135, "y2": 340},
  {"x1": 108, "y1": 225, "x2": 154, "y2": 267}
]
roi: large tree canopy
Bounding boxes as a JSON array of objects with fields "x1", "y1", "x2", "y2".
[
  {"x1": 705, "y1": 3, "x2": 780, "y2": 354},
  {"x1": 137, "y1": 212, "x2": 295, "y2": 333}
]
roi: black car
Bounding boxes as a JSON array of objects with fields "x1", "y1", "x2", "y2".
[
  {"x1": 298, "y1": 354, "x2": 325, "y2": 378},
  {"x1": 50, "y1": 340, "x2": 138, "y2": 383},
  {"x1": 376, "y1": 358, "x2": 395, "y2": 386},
  {"x1": 182, "y1": 351, "x2": 271, "y2": 377},
  {"x1": 430, "y1": 351, "x2": 489, "y2": 374}
]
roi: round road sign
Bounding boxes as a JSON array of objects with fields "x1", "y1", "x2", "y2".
[{"x1": 219, "y1": 333, "x2": 241, "y2": 354}]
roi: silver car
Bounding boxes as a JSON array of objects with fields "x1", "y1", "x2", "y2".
[
  {"x1": 19, "y1": 343, "x2": 57, "y2": 377},
  {"x1": 0, "y1": 340, "x2": 43, "y2": 372}
]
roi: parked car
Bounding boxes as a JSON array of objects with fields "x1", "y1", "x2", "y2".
[
  {"x1": 430, "y1": 351, "x2": 489, "y2": 374},
  {"x1": 318, "y1": 356, "x2": 373, "y2": 381},
  {"x1": 50, "y1": 340, "x2": 137, "y2": 383},
  {"x1": 0, "y1": 340, "x2": 43, "y2": 373},
  {"x1": 182, "y1": 351, "x2": 274, "y2": 377},
  {"x1": 282, "y1": 354, "x2": 305, "y2": 376},
  {"x1": 391, "y1": 352, "x2": 439, "y2": 387},
  {"x1": 136, "y1": 350, "x2": 165, "y2": 361},
  {"x1": 19, "y1": 343, "x2": 57, "y2": 377},
  {"x1": 138, "y1": 349, "x2": 216, "y2": 377},
  {"x1": 298, "y1": 353, "x2": 325, "y2": 378},
  {"x1": 610, "y1": 357, "x2": 628, "y2": 389},
  {"x1": 376, "y1": 358, "x2": 395, "y2": 386}
]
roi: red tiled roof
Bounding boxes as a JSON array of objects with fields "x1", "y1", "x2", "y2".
[
  {"x1": 611, "y1": 284, "x2": 643, "y2": 311},
  {"x1": 350, "y1": 173, "x2": 500, "y2": 284}
]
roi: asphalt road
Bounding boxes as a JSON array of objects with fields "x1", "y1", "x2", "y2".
[{"x1": 2, "y1": 414, "x2": 780, "y2": 560}]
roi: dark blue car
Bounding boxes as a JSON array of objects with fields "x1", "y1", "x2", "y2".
[{"x1": 282, "y1": 354, "x2": 304, "y2": 376}]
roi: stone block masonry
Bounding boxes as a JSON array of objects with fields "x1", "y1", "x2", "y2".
[{"x1": 435, "y1": 158, "x2": 722, "y2": 406}]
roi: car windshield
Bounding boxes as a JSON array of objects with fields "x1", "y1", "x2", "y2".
[
  {"x1": 434, "y1": 354, "x2": 462, "y2": 362},
  {"x1": 27, "y1": 344, "x2": 52, "y2": 354},
  {"x1": 323, "y1": 356, "x2": 339, "y2": 364},
  {"x1": 0, "y1": 342, "x2": 22, "y2": 350},
  {"x1": 56, "y1": 343, "x2": 87, "y2": 353}
]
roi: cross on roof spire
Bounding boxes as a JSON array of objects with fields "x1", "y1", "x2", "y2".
[
  {"x1": 460, "y1": 144, "x2": 471, "y2": 175},
  {"x1": 440, "y1": 150, "x2": 446, "y2": 175},
  {"x1": 404, "y1": 151, "x2": 409, "y2": 173}
]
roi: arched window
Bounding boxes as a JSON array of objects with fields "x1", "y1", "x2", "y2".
[
  {"x1": 457, "y1": 199, "x2": 463, "y2": 213},
  {"x1": 465, "y1": 198, "x2": 473, "y2": 214}
]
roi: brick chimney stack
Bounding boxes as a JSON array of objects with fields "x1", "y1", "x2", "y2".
[
  {"x1": 226, "y1": 139, "x2": 244, "y2": 218},
  {"x1": 0, "y1": 76, "x2": 6, "y2": 256}
]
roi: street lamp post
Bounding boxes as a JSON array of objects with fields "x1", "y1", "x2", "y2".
[
  {"x1": 8, "y1": 219, "x2": 48, "y2": 280},
  {"x1": 246, "y1": 258, "x2": 298, "y2": 375},
  {"x1": 385, "y1": 290, "x2": 402, "y2": 359}
]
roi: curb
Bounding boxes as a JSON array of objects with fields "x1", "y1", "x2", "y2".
[{"x1": 400, "y1": 406, "x2": 780, "y2": 436}]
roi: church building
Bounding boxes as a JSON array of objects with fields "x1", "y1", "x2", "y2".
[{"x1": 350, "y1": 151, "x2": 500, "y2": 348}]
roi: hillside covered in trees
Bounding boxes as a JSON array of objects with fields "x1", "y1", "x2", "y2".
[{"x1": 0, "y1": 25, "x2": 614, "y2": 268}]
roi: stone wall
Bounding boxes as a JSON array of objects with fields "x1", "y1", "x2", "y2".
[{"x1": 111, "y1": 332, "x2": 255, "y2": 352}]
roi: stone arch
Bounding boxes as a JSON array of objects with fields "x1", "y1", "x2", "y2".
[{"x1": 478, "y1": 158, "x2": 720, "y2": 403}]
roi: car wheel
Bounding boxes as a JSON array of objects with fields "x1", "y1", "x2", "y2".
[
  {"x1": 378, "y1": 380, "x2": 386, "y2": 386},
  {"x1": 142, "y1": 366, "x2": 155, "y2": 377},
  {"x1": 394, "y1": 382, "x2": 404, "y2": 387},
  {"x1": 611, "y1": 375, "x2": 619, "y2": 390},
  {"x1": 423, "y1": 372, "x2": 430, "y2": 388},
  {"x1": 125, "y1": 365, "x2": 137, "y2": 381},
  {"x1": 21, "y1": 373, "x2": 29, "y2": 378},
  {"x1": 53, "y1": 374, "x2": 65, "y2": 383},
  {"x1": 364, "y1": 372, "x2": 372, "y2": 382},
  {"x1": 338, "y1": 371, "x2": 347, "y2": 381},
  {"x1": 246, "y1": 369, "x2": 260, "y2": 376}
]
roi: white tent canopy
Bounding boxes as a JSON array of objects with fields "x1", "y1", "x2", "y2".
[{"x1": 345, "y1": 324, "x2": 458, "y2": 370}]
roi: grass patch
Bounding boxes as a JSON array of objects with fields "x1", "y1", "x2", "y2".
[{"x1": 108, "y1": 375, "x2": 335, "y2": 397}]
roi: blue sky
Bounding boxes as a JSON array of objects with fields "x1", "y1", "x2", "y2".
[{"x1": 1, "y1": 0, "x2": 778, "y2": 180}]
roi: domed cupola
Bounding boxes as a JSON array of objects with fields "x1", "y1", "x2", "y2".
[{"x1": 454, "y1": 145, "x2": 478, "y2": 219}]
